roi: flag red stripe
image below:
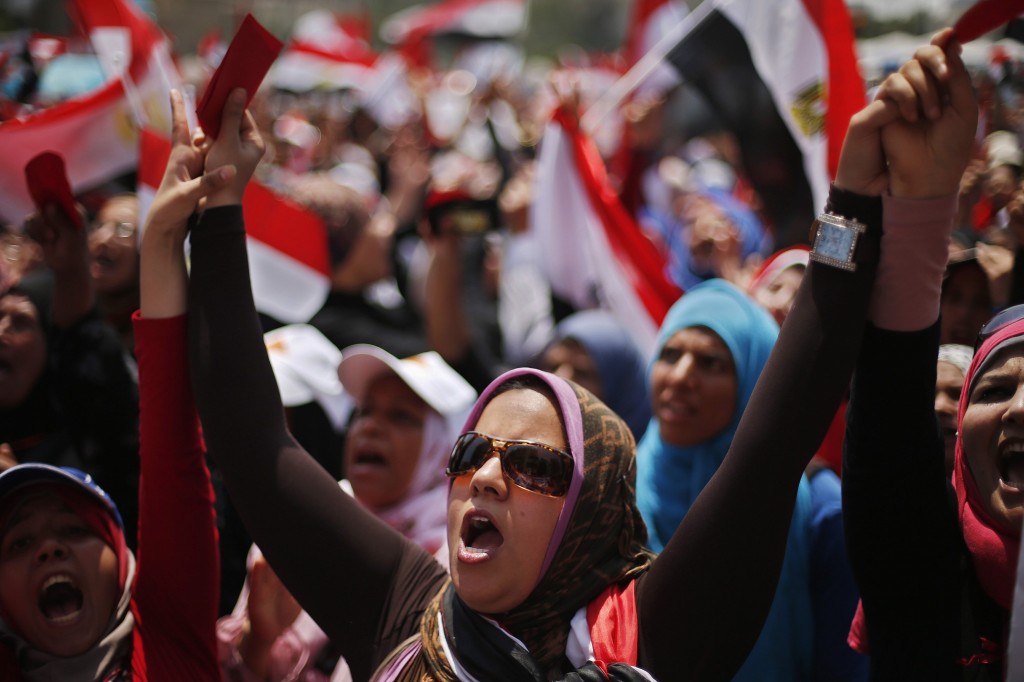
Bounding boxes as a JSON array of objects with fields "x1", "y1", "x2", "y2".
[
  {"x1": 553, "y1": 108, "x2": 681, "y2": 325},
  {"x1": 0, "y1": 79, "x2": 123, "y2": 129},
  {"x1": 799, "y1": 0, "x2": 865, "y2": 180},
  {"x1": 242, "y1": 183, "x2": 331, "y2": 277},
  {"x1": 138, "y1": 128, "x2": 170, "y2": 189},
  {"x1": 289, "y1": 41, "x2": 377, "y2": 67},
  {"x1": 138, "y1": 132, "x2": 329, "y2": 276}
]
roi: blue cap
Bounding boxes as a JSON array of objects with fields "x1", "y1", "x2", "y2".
[{"x1": 0, "y1": 464, "x2": 123, "y2": 529}]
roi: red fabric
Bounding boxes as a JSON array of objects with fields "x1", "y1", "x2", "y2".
[
  {"x1": 129, "y1": 313, "x2": 221, "y2": 680},
  {"x1": 816, "y1": 401, "x2": 846, "y2": 476},
  {"x1": 554, "y1": 106, "x2": 682, "y2": 326},
  {"x1": 242, "y1": 182, "x2": 331, "y2": 276},
  {"x1": 954, "y1": 0, "x2": 1024, "y2": 43},
  {"x1": 954, "y1": 318, "x2": 1024, "y2": 610},
  {"x1": 196, "y1": 14, "x2": 283, "y2": 139},
  {"x1": 587, "y1": 581, "x2": 639, "y2": 672},
  {"x1": 24, "y1": 152, "x2": 83, "y2": 229},
  {"x1": 137, "y1": 130, "x2": 170, "y2": 191},
  {"x1": 846, "y1": 599, "x2": 868, "y2": 654},
  {"x1": 972, "y1": 194, "x2": 994, "y2": 233}
]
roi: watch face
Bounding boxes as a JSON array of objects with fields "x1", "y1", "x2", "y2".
[{"x1": 815, "y1": 222, "x2": 855, "y2": 261}]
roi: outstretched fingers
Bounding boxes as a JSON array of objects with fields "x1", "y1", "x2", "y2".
[{"x1": 170, "y1": 89, "x2": 192, "y2": 147}]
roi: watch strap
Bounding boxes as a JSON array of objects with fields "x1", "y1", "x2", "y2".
[{"x1": 811, "y1": 185, "x2": 883, "y2": 268}]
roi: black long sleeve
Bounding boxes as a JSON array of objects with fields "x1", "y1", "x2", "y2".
[
  {"x1": 844, "y1": 322, "x2": 961, "y2": 680},
  {"x1": 187, "y1": 206, "x2": 446, "y2": 680}
]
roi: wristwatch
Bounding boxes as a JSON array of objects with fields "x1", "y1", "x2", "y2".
[{"x1": 809, "y1": 213, "x2": 867, "y2": 272}]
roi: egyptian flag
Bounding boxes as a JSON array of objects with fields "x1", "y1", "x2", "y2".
[
  {"x1": 664, "y1": 0, "x2": 864, "y2": 247},
  {"x1": 623, "y1": 0, "x2": 688, "y2": 96},
  {"x1": 137, "y1": 132, "x2": 332, "y2": 324},
  {"x1": 530, "y1": 107, "x2": 681, "y2": 356},
  {"x1": 381, "y1": 0, "x2": 526, "y2": 67},
  {"x1": 0, "y1": 0, "x2": 180, "y2": 223},
  {"x1": 381, "y1": 0, "x2": 526, "y2": 44},
  {"x1": 270, "y1": 10, "x2": 379, "y2": 92},
  {"x1": 613, "y1": 0, "x2": 689, "y2": 216}
]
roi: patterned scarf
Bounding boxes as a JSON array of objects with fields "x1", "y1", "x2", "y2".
[{"x1": 386, "y1": 369, "x2": 654, "y2": 680}]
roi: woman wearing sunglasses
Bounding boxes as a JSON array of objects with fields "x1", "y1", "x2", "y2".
[{"x1": 184, "y1": 37, "x2": 965, "y2": 678}]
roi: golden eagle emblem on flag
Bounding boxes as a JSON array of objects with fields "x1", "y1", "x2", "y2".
[{"x1": 790, "y1": 81, "x2": 827, "y2": 139}]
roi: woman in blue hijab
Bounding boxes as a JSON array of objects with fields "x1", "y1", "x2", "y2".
[
  {"x1": 540, "y1": 310, "x2": 651, "y2": 441},
  {"x1": 636, "y1": 279, "x2": 865, "y2": 681}
]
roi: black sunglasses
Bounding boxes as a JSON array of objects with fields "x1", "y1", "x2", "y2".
[
  {"x1": 975, "y1": 304, "x2": 1024, "y2": 353},
  {"x1": 446, "y1": 431, "x2": 574, "y2": 498}
]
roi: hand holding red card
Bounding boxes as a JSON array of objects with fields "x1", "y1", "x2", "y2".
[
  {"x1": 953, "y1": 0, "x2": 1024, "y2": 43},
  {"x1": 24, "y1": 152, "x2": 84, "y2": 230},
  {"x1": 196, "y1": 14, "x2": 283, "y2": 139}
]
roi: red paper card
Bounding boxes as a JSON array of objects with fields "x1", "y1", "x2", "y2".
[
  {"x1": 953, "y1": 0, "x2": 1024, "y2": 43},
  {"x1": 196, "y1": 14, "x2": 282, "y2": 139},
  {"x1": 24, "y1": 152, "x2": 83, "y2": 230}
]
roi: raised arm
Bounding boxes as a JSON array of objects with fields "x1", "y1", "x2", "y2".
[
  {"x1": 187, "y1": 89, "x2": 444, "y2": 680},
  {"x1": 638, "y1": 30, "x2": 976, "y2": 680},
  {"x1": 844, "y1": 32, "x2": 978, "y2": 678},
  {"x1": 132, "y1": 90, "x2": 236, "y2": 677}
]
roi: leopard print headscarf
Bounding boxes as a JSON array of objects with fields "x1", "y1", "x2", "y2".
[{"x1": 414, "y1": 369, "x2": 654, "y2": 676}]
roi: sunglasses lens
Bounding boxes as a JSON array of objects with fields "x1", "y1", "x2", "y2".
[
  {"x1": 504, "y1": 444, "x2": 570, "y2": 497},
  {"x1": 447, "y1": 433, "x2": 490, "y2": 476}
]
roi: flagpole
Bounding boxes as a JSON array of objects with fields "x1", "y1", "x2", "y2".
[
  {"x1": 118, "y1": 56, "x2": 149, "y2": 130},
  {"x1": 581, "y1": 0, "x2": 717, "y2": 136}
]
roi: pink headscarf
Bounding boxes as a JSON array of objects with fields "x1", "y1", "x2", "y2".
[{"x1": 954, "y1": 318, "x2": 1024, "y2": 610}]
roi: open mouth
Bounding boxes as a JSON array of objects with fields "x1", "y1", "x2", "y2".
[
  {"x1": 462, "y1": 514, "x2": 503, "y2": 551},
  {"x1": 352, "y1": 450, "x2": 387, "y2": 468},
  {"x1": 1000, "y1": 440, "x2": 1024, "y2": 491},
  {"x1": 38, "y1": 575, "x2": 83, "y2": 624}
]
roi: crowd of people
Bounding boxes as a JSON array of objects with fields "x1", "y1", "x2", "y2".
[{"x1": 2, "y1": 5, "x2": 1024, "y2": 679}]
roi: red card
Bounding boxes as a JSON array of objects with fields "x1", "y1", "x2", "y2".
[
  {"x1": 953, "y1": 0, "x2": 1024, "y2": 43},
  {"x1": 24, "y1": 152, "x2": 84, "y2": 230},
  {"x1": 196, "y1": 14, "x2": 283, "y2": 139}
]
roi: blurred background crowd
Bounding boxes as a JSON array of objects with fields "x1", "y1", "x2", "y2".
[{"x1": 2, "y1": 0, "x2": 1024, "y2": 678}]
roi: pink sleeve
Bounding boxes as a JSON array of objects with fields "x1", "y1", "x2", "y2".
[
  {"x1": 132, "y1": 312, "x2": 221, "y2": 680},
  {"x1": 868, "y1": 194, "x2": 958, "y2": 331}
]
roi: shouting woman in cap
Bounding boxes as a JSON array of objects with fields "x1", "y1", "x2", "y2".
[{"x1": 0, "y1": 90, "x2": 231, "y2": 680}]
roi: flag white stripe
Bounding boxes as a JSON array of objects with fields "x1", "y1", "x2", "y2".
[
  {"x1": 531, "y1": 121, "x2": 660, "y2": 356},
  {"x1": 717, "y1": 0, "x2": 830, "y2": 212},
  {"x1": 246, "y1": 238, "x2": 331, "y2": 324}
]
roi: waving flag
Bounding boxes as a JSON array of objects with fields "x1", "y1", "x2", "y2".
[
  {"x1": 623, "y1": 0, "x2": 688, "y2": 97},
  {"x1": 530, "y1": 107, "x2": 681, "y2": 355},
  {"x1": 662, "y1": 0, "x2": 864, "y2": 246},
  {"x1": 270, "y1": 10, "x2": 379, "y2": 92},
  {"x1": 381, "y1": 0, "x2": 527, "y2": 45},
  {"x1": 138, "y1": 132, "x2": 331, "y2": 324},
  {"x1": 0, "y1": 0, "x2": 180, "y2": 223}
]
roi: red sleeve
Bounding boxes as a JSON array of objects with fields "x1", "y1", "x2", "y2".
[{"x1": 131, "y1": 312, "x2": 220, "y2": 680}]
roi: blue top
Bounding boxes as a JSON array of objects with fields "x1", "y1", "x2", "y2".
[{"x1": 636, "y1": 280, "x2": 863, "y2": 681}]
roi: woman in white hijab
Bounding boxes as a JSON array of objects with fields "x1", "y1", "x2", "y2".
[{"x1": 218, "y1": 346, "x2": 476, "y2": 681}]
